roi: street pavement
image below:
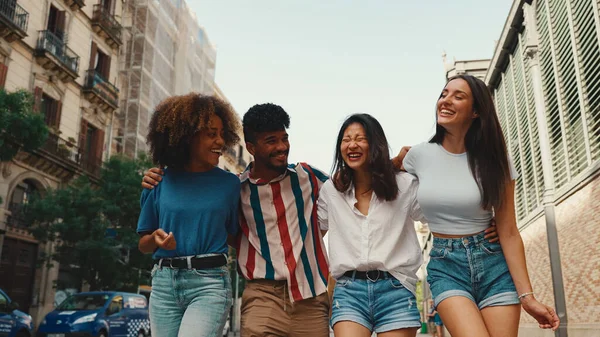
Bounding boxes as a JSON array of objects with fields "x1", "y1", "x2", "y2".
[{"x1": 228, "y1": 330, "x2": 431, "y2": 336}]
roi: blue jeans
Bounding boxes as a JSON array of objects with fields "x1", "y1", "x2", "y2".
[
  {"x1": 427, "y1": 232, "x2": 520, "y2": 309},
  {"x1": 150, "y1": 265, "x2": 232, "y2": 337},
  {"x1": 330, "y1": 273, "x2": 421, "y2": 333}
]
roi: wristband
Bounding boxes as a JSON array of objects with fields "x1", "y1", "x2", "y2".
[{"x1": 518, "y1": 292, "x2": 534, "y2": 300}]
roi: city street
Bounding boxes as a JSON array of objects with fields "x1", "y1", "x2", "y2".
[
  {"x1": 226, "y1": 331, "x2": 431, "y2": 336},
  {"x1": 0, "y1": 0, "x2": 598, "y2": 336}
]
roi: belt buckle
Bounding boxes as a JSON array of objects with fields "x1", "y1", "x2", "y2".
[{"x1": 366, "y1": 270, "x2": 380, "y2": 282}]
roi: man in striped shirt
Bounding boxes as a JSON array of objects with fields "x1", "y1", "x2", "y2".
[
  {"x1": 236, "y1": 103, "x2": 330, "y2": 336},
  {"x1": 143, "y1": 103, "x2": 331, "y2": 336}
]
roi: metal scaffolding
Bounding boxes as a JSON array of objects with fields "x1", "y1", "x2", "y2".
[{"x1": 115, "y1": 0, "x2": 217, "y2": 158}]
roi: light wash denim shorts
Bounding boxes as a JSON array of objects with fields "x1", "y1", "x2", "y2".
[
  {"x1": 330, "y1": 272, "x2": 421, "y2": 333},
  {"x1": 427, "y1": 232, "x2": 520, "y2": 309}
]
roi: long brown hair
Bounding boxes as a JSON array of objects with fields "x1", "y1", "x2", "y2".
[
  {"x1": 332, "y1": 113, "x2": 399, "y2": 201},
  {"x1": 430, "y1": 75, "x2": 511, "y2": 210}
]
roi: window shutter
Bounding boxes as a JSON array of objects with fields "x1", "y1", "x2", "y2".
[
  {"x1": 536, "y1": 0, "x2": 570, "y2": 189},
  {"x1": 56, "y1": 10, "x2": 66, "y2": 40},
  {"x1": 94, "y1": 129, "x2": 105, "y2": 164},
  {"x1": 33, "y1": 87, "x2": 43, "y2": 113},
  {"x1": 89, "y1": 42, "x2": 98, "y2": 71},
  {"x1": 54, "y1": 101, "x2": 62, "y2": 130},
  {"x1": 0, "y1": 63, "x2": 8, "y2": 88},
  {"x1": 46, "y1": 99, "x2": 55, "y2": 127},
  {"x1": 104, "y1": 55, "x2": 112, "y2": 81},
  {"x1": 79, "y1": 119, "x2": 88, "y2": 150},
  {"x1": 571, "y1": 0, "x2": 600, "y2": 162},
  {"x1": 535, "y1": 0, "x2": 597, "y2": 190}
]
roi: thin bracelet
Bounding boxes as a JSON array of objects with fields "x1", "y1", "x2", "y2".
[{"x1": 518, "y1": 292, "x2": 534, "y2": 300}]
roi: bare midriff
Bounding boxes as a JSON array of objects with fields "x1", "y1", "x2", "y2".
[{"x1": 432, "y1": 231, "x2": 481, "y2": 239}]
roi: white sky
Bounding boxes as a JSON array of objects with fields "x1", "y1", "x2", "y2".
[{"x1": 188, "y1": 1, "x2": 513, "y2": 172}]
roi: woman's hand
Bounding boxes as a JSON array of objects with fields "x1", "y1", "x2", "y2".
[
  {"x1": 142, "y1": 167, "x2": 164, "y2": 189},
  {"x1": 154, "y1": 229, "x2": 177, "y2": 250},
  {"x1": 392, "y1": 146, "x2": 411, "y2": 171},
  {"x1": 521, "y1": 296, "x2": 560, "y2": 330}
]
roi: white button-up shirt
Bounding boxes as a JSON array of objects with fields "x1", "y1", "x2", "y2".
[{"x1": 318, "y1": 172, "x2": 424, "y2": 294}]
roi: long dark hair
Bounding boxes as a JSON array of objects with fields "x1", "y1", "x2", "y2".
[
  {"x1": 430, "y1": 74, "x2": 511, "y2": 210},
  {"x1": 332, "y1": 113, "x2": 399, "y2": 201}
]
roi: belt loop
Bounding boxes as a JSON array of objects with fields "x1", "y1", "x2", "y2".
[
  {"x1": 187, "y1": 256, "x2": 192, "y2": 269},
  {"x1": 352, "y1": 271, "x2": 357, "y2": 280},
  {"x1": 158, "y1": 259, "x2": 163, "y2": 270},
  {"x1": 283, "y1": 283, "x2": 287, "y2": 312}
]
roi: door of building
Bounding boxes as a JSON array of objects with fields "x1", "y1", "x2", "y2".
[{"x1": 0, "y1": 237, "x2": 37, "y2": 314}]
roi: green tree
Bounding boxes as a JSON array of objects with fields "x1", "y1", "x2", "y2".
[
  {"x1": 25, "y1": 155, "x2": 153, "y2": 291},
  {"x1": 0, "y1": 89, "x2": 48, "y2": 162},
  {"x1": 0, "y1": 88, "x2": 49, "y2": 205}
]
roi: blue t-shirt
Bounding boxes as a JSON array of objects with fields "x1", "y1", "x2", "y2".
[{"x1": 136, "y1": 167, "x2": 241, "y2": 259}]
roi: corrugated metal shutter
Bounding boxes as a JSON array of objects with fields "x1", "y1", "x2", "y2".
[
  {"x1": 536, "y1": 0, "x2": 599, "y2": 190},
  {"x1": 571, "y1": 0, "x2": 600, "y2": 162}
]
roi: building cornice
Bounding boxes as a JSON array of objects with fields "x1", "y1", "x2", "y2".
[{"x1": 485, "y1": 0, "x2": 531, "y2": 88}]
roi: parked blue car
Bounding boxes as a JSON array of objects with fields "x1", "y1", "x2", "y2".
[
  {"x1": 0, "y1": 288, "x2": 34, "y2": 337},
  {"x1": 37, "y1": 291, "x2": 150, "y2": 337}
]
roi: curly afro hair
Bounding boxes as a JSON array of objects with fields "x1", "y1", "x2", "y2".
[
  {"x1": 147, "y1": 93, "x2": 241, "y2": 168},
  {"x1": 242, "y1": 103, "x2": 290, "y2": 143}
]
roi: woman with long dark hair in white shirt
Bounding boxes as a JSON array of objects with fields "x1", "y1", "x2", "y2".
[{"x1": 318, "y1": 113, "x2": 424, "y2": 337}]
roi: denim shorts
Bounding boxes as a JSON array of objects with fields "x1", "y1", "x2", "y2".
[
  {"x1": 330, "y1": 272, "x2": 421, "y2": 333},
  {"x1": 427, "y1": 232, "x2": 520, "y2": 309}
]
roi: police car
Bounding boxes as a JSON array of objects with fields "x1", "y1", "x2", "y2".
[
  {"x1": 0, "y1": 288, "x2": 34, "y2": 337},
  {"x1": 37, "y1": 291, "x2": 149, "y2": 337}
]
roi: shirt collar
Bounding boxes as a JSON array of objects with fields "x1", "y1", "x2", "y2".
[{"x1": 239, "y1": 162, "x2": 297, "y2": 185}]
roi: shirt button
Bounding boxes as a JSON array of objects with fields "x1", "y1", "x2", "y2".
[
  {"x1": 284, "y1": 262, "x2": 288, "y2": 265},
  {"x1": 280, "y1": 242, "x2": 284, "y2": 246}
]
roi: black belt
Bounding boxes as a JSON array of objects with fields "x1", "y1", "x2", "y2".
[
  {"x1": 154, "y1": 255, "x2": 227, "y2": 269},
  {"x1": 344, "y1": 270, "x2": 391, "y2": 281}
]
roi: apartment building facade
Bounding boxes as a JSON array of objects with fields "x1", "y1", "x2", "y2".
[
  {"x1": 0, "y1": 0, "x2": 122, "y2": 324},
  {"x1": 488, "y1": 1, "x2": 599, "y2": 336}
]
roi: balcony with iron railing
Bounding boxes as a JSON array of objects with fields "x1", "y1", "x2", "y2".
[
  {"x1": 34, "y1": 30, "x2": 80, "y2": 82},
  {"x1": 92, "y1": 4, "x2": 122, "y2": 48},
  {"x1": 0, "y1": 0, "x2": 28, "y2": 42},
  {"x1": 40, "y1": 133, "x2": 102, "y2": 179},
  {"x1": 83, "y1": 69, "x2": 119, "y2": 111}
]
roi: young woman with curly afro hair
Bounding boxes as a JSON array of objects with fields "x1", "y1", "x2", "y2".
[{"x1": 136, "y1": 93, "x2": 242, "y2": 337}]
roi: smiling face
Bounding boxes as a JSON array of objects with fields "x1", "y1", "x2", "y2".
[
  {"x1": 437, "y1": 78, "x2": 478, "y2": 132},
  {"x1": 247, "y1": 129, "x2": 290, "y2": 172},
  {"x1": 189, "y1": 114, "x2": 225, "y2": 168},
  {"x1": 340, "y1": 122, "x2": 370, "y2": 172}
]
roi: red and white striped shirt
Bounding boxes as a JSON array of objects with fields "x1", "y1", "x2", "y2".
[{"x1": 235, "y1": 162, "x2": 330, "y2": 302}]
